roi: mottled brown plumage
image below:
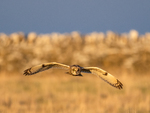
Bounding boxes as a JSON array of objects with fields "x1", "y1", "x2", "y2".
[{"x1": 24, "y1": 62, "x2": 123, "y2": 89}]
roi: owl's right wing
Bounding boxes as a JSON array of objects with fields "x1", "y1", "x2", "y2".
[
  {"x1": 81, "y1": 67, "x2": 123, "y2": 89},
  {"x1": 23, "y1": 62, "x2": 70, "y2": 76}
]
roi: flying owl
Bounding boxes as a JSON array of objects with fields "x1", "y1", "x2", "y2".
[{"x1": 23, "y1": 62, "x2": 123, "y2": 89}]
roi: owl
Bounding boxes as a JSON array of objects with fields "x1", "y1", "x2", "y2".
[{"x1": 24, "y1": 62, "x2": 123, "y2": 89}]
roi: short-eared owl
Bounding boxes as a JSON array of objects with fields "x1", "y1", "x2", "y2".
[{"x1": 23, "y1": 62, "x2": 123, "y2": 89}]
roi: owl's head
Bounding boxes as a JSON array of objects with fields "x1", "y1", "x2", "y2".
[{"x1": 70, "y1": 65, "x2": 81, "y2": 76}]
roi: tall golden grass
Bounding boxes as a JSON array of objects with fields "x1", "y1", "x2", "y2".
[
  {"x1": 0, "y1": 72, "x2": 149, "y2": 113},
  {"x1": 0, "y1": 30, "x2": 150, "y2": 112}
]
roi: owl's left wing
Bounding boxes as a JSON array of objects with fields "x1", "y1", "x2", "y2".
[
  {"x1": 23, "y1": 62, "x2": 70, "y2": 76},
  {"x1": 81, "y1": 67, "x2": 123, "y2": 89}
]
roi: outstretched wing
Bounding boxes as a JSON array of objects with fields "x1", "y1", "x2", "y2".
[
  {"x1": 23, "y1": 62, "x2": 70, "y2": 76},
  {"x1": 81, "y1": 67, "x2": 123, "y2": 89}
]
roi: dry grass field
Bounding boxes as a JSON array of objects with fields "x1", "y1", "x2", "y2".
[
  {"x1": 0, "y1": 72, "x2": 149, "y2": 113},
  {"x1": 0, "y1": 30, "x2": 150, "y2": 113}
]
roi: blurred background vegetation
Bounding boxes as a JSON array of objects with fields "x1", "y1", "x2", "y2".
[
  {"x1": 1, "y1": 30, "x2": 150, "y2": 75},
  {"x1": 0, "y1": 30, "x2": 150, "y2": 113}
]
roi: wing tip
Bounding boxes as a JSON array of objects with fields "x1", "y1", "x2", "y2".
[
  {"x1": 115, "y1": 79, "x2": 123, "y2": 89},
  {"x1": 23, "y1": 68, "x2": 32, "y2": 76}
]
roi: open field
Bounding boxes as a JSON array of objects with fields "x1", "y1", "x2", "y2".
[
  {"x1": 0, "y1": 71, "x2": 149, "y2": 113},
  {"x1": 0, "y1": 30, "x2": 150, "y2": 112}
]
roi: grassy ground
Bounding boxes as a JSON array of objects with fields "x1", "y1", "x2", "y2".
[
  {"x1": 1, "y1": 31, "x2": 150, "y2": 113},
  {"x1": 0, "y1": 70, "x2": 149, "y2": 113}
]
